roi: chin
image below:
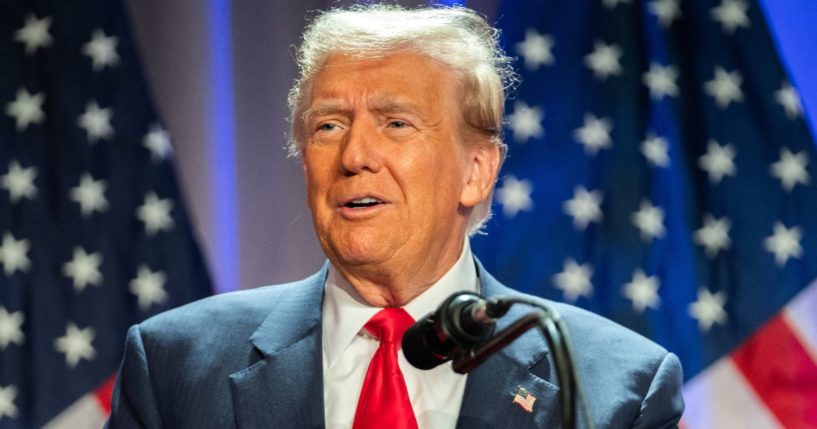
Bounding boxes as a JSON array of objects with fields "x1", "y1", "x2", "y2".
[{"x1": 328, "y1": 236, "x2": 396, "y2": 269}]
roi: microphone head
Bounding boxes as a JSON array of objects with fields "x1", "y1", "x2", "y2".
[
  {"x1": 402, "y1": 319, "x2": 447, "y2": 370},
  {"x1": 402, "y1": 292, "x2": 496, "y2": 370}
]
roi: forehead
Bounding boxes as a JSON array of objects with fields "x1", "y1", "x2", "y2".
[{"x1": 306, "y1": 52, "x2": 459, "y2": 111}]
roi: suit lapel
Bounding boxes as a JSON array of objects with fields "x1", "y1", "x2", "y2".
[
  {"x1": 457, "y1": 261, "x2": 560, "y2": 429},
  {"x1": 229, "y1": 268, "x2": 328, "y2": 429},
  {"x1": 226, "y1": 260, "x2": 561, "y2": 428}
]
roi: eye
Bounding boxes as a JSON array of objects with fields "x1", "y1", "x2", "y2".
[
  {"x1": 383, "y1": 119, "x2": 416, "y2": 137},
  {"x1": 387, "y1": 120, "x2": 409, "y2": 129},
  {"x1": 317, "y1": 123, "x2": 338, "y2": 132}
]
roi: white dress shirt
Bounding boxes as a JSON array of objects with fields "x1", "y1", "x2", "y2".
[{"x1": 322, "y1": 240, "x2": 478, "y2": 429}]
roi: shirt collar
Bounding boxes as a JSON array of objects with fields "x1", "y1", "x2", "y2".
[{"x1": 321, "y1": 240, "x2": 478, "y2": 369}]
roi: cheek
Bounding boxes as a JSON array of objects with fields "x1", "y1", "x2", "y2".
[
  {"x1": 303, "y1": 168, "x2": 319, "y2": 203},
  {"x1": 305, "y1": 183, "x2": 320, "y2": 211},
  {"x1": 304, "y1": 151, "x2": 334, "y2": 188},
  {"x1": 304, "y1": 173, "x2": 331, "y2": 216},
  {"x1": 408, "y1": 158, "x2": 463, "y2": 214}
]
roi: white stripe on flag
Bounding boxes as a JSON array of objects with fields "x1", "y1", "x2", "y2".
[
  {"x1": 782, "y1": 278, "x2": 817, "y2": 363},
  {"x1": 43, "y1": 393, "x2": 107, "y2": 429},
  {"x1": 682, "y1": 357, "x2": 781, "y2": 429}
]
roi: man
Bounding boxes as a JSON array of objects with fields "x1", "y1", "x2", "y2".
[{"x1": 108, "y1": 5, "x2": 683, "y2": 428}]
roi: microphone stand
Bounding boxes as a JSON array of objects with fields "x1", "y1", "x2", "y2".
[{"x1": 452, "y1": 299, "x2": 595, "y2": 429}]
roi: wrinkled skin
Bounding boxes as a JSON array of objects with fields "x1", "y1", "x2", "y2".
[{"x1": 301, "y1": 52, "x2": 500, "y2": 307}]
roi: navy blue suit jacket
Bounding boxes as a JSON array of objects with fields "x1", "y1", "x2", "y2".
[{"x1": 108, "y1": 262, "x2": 683, "y2": 428}]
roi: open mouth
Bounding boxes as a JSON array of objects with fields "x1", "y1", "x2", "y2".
[{"x1": 344, "y1": 197, "x2": 384, "y2": 208}]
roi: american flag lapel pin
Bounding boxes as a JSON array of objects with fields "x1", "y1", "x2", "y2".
[{"x1": 512, "y1": 386, "x2": 536, "y2": 413}]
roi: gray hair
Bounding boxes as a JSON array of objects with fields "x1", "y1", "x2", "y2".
[{"x1": 287, "y1": 4, "x2": 516, "y2": 234}]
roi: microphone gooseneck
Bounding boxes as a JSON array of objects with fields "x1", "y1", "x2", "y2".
[{"x1": 401, "y1": 291, "x2": 595, "y2": 429}]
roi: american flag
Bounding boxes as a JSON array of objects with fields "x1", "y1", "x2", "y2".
[
  {"x1": 0, "y1": 0, "x2": 212, "y2": 427},
  {"x1": 472, "y1": 0, "x2": 817, "y2": 426},
  {"x1": 512, "y1": 386, "x2": 537, "y2": 413}
]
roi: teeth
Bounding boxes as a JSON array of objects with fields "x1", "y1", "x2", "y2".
[
  {"x1": 352, "y1": 197, "x2": 380, "y2": 204},
  {"x1": 345, "y1": 197, "x2": 383, "y2": 208}
]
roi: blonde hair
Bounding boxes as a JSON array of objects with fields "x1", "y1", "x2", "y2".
[{"x1": 288, "y1": 4, "x2": 516, "y2": 234}]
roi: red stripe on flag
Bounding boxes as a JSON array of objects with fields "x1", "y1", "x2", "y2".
[
  {"x1": 731, "y1": 314, "x2": 817, "y2": 429},
  {"x1": 93, "y1": 374, "x2": 117, "y2": 414}
]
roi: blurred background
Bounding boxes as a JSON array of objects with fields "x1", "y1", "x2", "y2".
[{"x1": 1, "y1": 0, "x2": 815, "y2": 427}]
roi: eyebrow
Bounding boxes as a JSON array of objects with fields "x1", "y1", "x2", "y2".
[
  {"x1": 302, "y1": 100, "x2": 346, "y2": 124},
  {"x1": 302, "y1": 96, "x2": 426, "y2": 124},
  {"x1": 367, "y1": 96, "x2": 425, "y2": 117}
]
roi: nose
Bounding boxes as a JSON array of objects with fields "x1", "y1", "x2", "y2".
[{"x1": 339, "y1": 118, "x2": 382, "y2": 175}]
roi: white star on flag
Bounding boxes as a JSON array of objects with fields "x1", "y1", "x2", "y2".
[
  {"x1": 507, "y1": 102, "x2": 545, "y2": 143},
  {"x1": 14, "y1": 14, "x2": 53, "y2": 55},
  {"x1": 764, "y1": 222, "x2": 803, "y2": 266},
  {"x1": 1, "y1": 160, "x2": 38, "y2": 203},
  {"x1": 632, "y1": 200, "x2": 666, "y2": 242},
  {"x1": 623, "y1": 269, "x2": 661, "y2": 313},
  {"x1": 5, "y1": 88, "x2": 45, "y2": 131},
  {"x1": 694, "y1": 214, "x2": 732, "y2": 258},
  {"x1": 0, "y1": 233, "x2": 31, "y2": 276},
  {"x1": 705, "y1": 66, "x2": 743, "y2": 108},
  {"x1": 82, "y1": 28, "x2": 120, "y2": 71},
  {"x1": 649, "y1": 0, "x2": 682, "y2": 28},
  {"x1": 516, "y1": 29, "x2": 555, "y2": 70},
  {"x1": 77, "y1": 101, "x2": 114, "y2": 143},
  {"x1": 143, "y1": 124, "x2": 174, "y2": 161},
  {"x1": 137, "y1": 192, "x2": 176, "y2": 235},
  {"x1": 699, "y1": 140, "x2": 737, "y2": 184},
  {"x1": 770, "y1": 148, "x2": 810, "y2": 192},
  {"x1": 775, "y1": 81, "x2": 802, "y2": 119},
  {"x1": 130, "y1": 265, "x2": 169, "y2": 310},
  {"x1": 0, "y1": 385, "x2": 18, "y2": 420},
  {"x1": 643, "y1": 63, "x2": 679, "y2": 100},
  {"x1": 62, "y1": 247, "x2": 103, "y2": 292},
  {"x1": 563, "y1": 186, "x2": 603, "y2": 230},
  {"x1": 573, "y1": 114, "x2": 613, "y2": 155},
  {"x1": 689, "y1": 288, "x2": 728, "y2": 332},
  {"x1": 54, "y1": 322, "x2": 97, "y2": 368},
  {"x1": 584, "y1": 41, "x2": 623, "y2": 80},
  {"x1": 602, "y1": 0, "x2": 632, "y2": 9},
  {"x1": 553, "y1": 259, "x2": 594, "y2": 302},
  {"x1": 496, "y1": 176, "x2": 533, "y2": 218},
  {"x1": 711, "y1": 0, "x2": 750, "y2": 34},
  {"x1": 641, "y1": 133, "x2": 671, "y2": 167},
  {"x1": 0, "y1": 307, "x2": 25, "y2": 350},
  {"x1": 70, "y1": 173, "x2": 109, "y2": 217}
]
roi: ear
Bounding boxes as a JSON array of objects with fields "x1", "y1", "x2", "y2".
[{"x1": 459, "y1": 143, "x2": 501, "y2": 209}]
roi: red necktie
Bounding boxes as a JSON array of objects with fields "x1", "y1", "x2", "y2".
[{"x1": 352, "y1": 308, "x2": 419, "y2": 429}]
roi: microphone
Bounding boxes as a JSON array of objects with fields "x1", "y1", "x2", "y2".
[
  {"x1": 402, "y1": 291, "x2": 511, "y2": 370},
  {"x1": 403, "y1": 292, "x2": 594, "y2": 429}
]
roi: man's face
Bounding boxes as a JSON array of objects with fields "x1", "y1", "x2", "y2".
[{"x1": 301, "y1": 53, "x2": 495, "y2": 283}]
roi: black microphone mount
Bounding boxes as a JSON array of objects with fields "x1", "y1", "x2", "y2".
[{"x1": 402, "y1": 292, "x2": 595, "y2": 429}]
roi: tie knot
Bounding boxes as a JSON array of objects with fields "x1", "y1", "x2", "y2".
[{"x1": 365, "y1": 308, "x2": 415, "y2": 344}]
